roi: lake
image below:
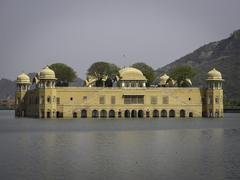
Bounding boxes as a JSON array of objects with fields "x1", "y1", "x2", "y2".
[{"x1": 0, "y1": 110, "x2": 240, "y2": 180}]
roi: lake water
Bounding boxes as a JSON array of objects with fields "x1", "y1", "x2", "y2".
[{"x1": 0, "y1": 111, "x2": 240, "y2": 180}]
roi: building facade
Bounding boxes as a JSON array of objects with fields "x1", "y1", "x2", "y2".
[{"x1": 15, "y1": 66, "x2": 224, "y2": 118}]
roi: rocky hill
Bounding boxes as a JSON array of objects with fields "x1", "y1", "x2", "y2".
[
  {"x1": 156, "y1": 29, "x2": 240, "y2": 104},
  {"x1": 1, "y1": 29, "x2": 240, "y2": 103}
]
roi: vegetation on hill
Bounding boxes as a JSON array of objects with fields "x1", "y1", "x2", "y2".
[
  {"x1": 1, "y1": 29, "x2": 240, "y2": 107},
  {"x1": 156, "y1": 29, "x2": 240, "y2": 103}
]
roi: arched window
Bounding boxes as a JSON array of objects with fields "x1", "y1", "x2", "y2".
[
  {"x1": 153, "y1": 109, "x2": 159, "y2": 118},
  {"x1": 124, "y1": 110, "x2": 130, "y2": 118},
  {"x1": 138, "y1": 110, "x2": 144, "y2": 118},
  {"x1": 109, "y1": 110, "x2": 115, "y2": 118},
  {"x1": 73, "y1": 112, "x2": 77, "y2": 118},
  {"x1": 180, "y1": 110, "x2": 186, "y2": 118},
  {"x1": 100, "y1": 110, "x2": 107, "y2": 118},
  {"x1": 47, "y1": 111, "x2": 51, "y2": 118},
  {"x1": 161, "y1": 110, "x2": 167, "y2": 117},
  {"x1": 81, "y1": 109, "x2": 87, "y2": 118},
  {"x1": 131, "y1": 110, "x2": 137, "y2": 118},
  {"x1": 92, "y1": 110, "x2": 99, "y2": 118},
  {"x1": 169, "y1": 109, "x2": 175, "y2": 118},
  {"x1": 189, "y1": 112, "x2": 193, "y2": 118}
]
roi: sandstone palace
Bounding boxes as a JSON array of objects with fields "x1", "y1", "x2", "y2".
[{"x1": 15, "y1": 66, "x2": 224, "y2": 118}]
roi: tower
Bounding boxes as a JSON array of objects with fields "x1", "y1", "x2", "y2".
[
  {"x1": 38, "y1": 66, "x2": 57, "y2": 118},
  {"x1": 206, "y1": 68, "x2": 224, "y2": 117},
  {"x1": 15, "y1": 73, "x2": 31, "y2": 117}
]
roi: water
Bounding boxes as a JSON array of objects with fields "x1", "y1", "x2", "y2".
[{"x1": 0, "y1": 111, "x2": 240, "y2": 180}]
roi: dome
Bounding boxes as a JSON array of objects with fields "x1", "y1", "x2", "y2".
[
  {"x1": 39, "y1": 66, "x2": 56, "y2": 80},
  {"x1": 207, "y1": 68, "x2": 223, "y2": 81},
  {"x1": 16, "y1": 73, "x2": 31, "y2": 84},
  {"x1": 159, "y1": 74, "x2": 169, "y2": 85},
  {"x1": 119, "y1": 67, "x2": 147, "y2": 81},
  {"x1": 185, "y1": 78, "x2": 192, "y2": 86}
]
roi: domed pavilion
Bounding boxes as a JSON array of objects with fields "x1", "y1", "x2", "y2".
[{"x1": 119, "y1": 67, "x2": 147, "y2": 87}]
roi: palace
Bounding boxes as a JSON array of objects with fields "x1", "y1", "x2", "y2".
[{"x1": 15, "y1": 66, "x2": 224, "y2": 118}]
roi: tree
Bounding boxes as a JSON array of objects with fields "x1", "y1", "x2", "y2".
[
  {"x1": 49, "y1": 63, "x2": 77, "y2": 87},
  {"x1": 170, "y1": 66, "x2": 196, "y2": 87},
  {"x1": 87, "y1": 62, "x2": 119, "y2": 87},
  {"x1": 132, "y1": 62, "x2": 156, "y2": 87}
]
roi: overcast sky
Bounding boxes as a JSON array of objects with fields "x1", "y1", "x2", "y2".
[{"x1": 0, "y1": 0, "x2": 240, "y2": 80}]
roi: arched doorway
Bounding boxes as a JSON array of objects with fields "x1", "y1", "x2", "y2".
[
  {"x1": 180, "y1": 109, "x2": 186, "y2": 118},
  {"x1": 161, "y1": 110, "x2": 167, "y2": 117},
  {"x1": 81, "y1": 109, "x2": 87, "y2": 118},
  {"x1": 124, "y1": 110, "x2": 130, "y2": 118},
  {"x1": 189, "y1": 112, "x2": 193, "y2": 117},
  {"x1": 169, "y1": 109, "x2": 175, "y2": 118},
  {"x1": 131, "y1": 110, "x2": 137, "y2": 118},
  {"x1": 138, "y1": 110, "x2": 144, "y2": 118},
  {"x1": 47, "y1": 111, "x2": 51, "y2": 118},
  {"x1": 109, "y1": 110, "x2": 115, "y2": 118},
  {"x1": 92, "y1": 110, "x2": 99, "y2": 118},
  {"x1": 100, "y1": 110, "x2": 107, "y2": 118},
  {"x1": 73, "y1": 112, "x2": 77, "y2": 118},
  {"x1": 153, "y1": 109, "x2": 159, "y2": 118}
]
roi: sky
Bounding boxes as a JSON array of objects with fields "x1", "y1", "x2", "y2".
[{"x1": 0, "y1": 0, "x2": 240, "y2": 80}]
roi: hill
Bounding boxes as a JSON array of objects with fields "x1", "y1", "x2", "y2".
[
  {"x1": 156, "y1": 29, "x2": 240, "y2": 104},
  {"x1": 0, "y1": 79, "x2": 16, "y2": 100},
  {"x1": 0, "y1": 75, "x2": 84, "y2": 100}
]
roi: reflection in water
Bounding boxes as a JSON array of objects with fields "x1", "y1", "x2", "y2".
[{"x1": 0, "y1": 111, "x2": 240, "y2": 180}]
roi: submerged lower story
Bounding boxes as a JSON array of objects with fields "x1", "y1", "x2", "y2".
[
  {"x1": 15, "y1": 87, "x2": 224, "y2": 119},
  {"x1": 15, "y1": 66, "x2": 224, "y2": 119}
]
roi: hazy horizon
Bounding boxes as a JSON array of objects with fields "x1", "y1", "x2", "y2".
[{"x1": 1, "y1": 0, "x2": 240, "y2": 80}]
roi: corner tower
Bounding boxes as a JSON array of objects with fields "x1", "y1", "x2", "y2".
[
  {"x1": 15, "y1": 73, "x2": 31, "y2": 117},
  {"x1": 206, "y1": 68, "x2": 224, "y2": 117},
  {"x1": 38, "y1": 66, "x2": 57, "y2": 118}
]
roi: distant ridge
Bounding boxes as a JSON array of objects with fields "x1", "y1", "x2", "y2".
[
  {"x1": 0, "y1": 79, "x2": 15, "y2": 100},
  {"x1": 0, "y1": 75, "x2": 84, "y2": 100},
  {"x1": 156, "y1": 29, "x2": 240, "y2": 103},
  {"x1": 1, "y1": 29, "x2": 240, "y2": 103}
]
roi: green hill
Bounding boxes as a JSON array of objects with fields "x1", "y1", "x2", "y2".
[{"x1": 156, "y1": 29, "x2": 240, "y2": 105}]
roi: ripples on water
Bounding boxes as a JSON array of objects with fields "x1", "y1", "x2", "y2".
[{"x1": 0, "y1": 111, "x2": 240, "y2": 180}]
